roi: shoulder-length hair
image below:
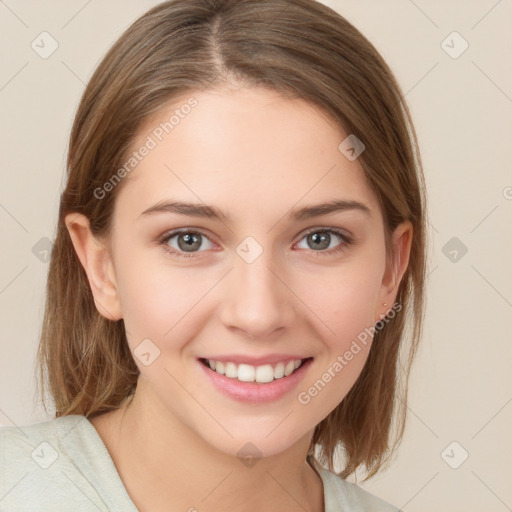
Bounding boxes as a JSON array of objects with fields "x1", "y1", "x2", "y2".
[{"x1": 37, "y1": 0, "x2": 428, "y2": 480}]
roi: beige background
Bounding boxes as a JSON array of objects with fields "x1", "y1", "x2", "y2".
[{"x1": 1, "y1": 1, "x2": 511, "y2": 510}]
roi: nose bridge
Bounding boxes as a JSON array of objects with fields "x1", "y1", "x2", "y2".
[{"x1": 221, "y1": 238, "x2": 291, "y2": 337}]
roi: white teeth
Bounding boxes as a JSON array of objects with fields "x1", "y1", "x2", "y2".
[
  {"x1": 205, "y1": 358, "x2": 305, "y2": 383},
  {"x1": 238, "y1": 364, "x2": 255, "y2": 382},
  {"x1": 274, "y1": 362, "x2": 285, "y2": 379},
  {"x1": 255, "y1": 364, "x2": 274, "y2": 383},
  {"x1": 225, "y1": 362, "x2": 237, "y2": 379},
  {"x1": 284, "y1": 361, "x2": 295, "y2": 377}
]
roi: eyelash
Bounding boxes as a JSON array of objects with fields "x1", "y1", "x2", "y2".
[{"x1": 157, "y1": 227, "x2": 354, "y2": 259}]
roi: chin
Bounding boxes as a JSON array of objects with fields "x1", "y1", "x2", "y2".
[{"x1": 191, "y1": 417, "x2": 313, "y2": 462}]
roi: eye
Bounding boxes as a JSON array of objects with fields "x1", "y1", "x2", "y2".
[
  {"x1": 158, "y1": 230, "x2": 215, "y2": 258},
  {"x1": 158, "y1": 227, "x2": 353, "y2": 259},
  {"x1": 295, "y1": 228, "x2": 353, "y2": 256}
]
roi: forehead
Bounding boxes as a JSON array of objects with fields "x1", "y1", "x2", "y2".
[{"x1": 114, "y1": 86, "x2": 381, "y2": 225}]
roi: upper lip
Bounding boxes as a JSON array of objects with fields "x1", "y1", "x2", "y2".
[{"x1": 199, "y1": 354, "x2": 312, "y2": 366}]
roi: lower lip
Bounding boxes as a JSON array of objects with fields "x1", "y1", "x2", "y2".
[{"x1": 198, "y1": 358, "x2": 313, "y2": 403}]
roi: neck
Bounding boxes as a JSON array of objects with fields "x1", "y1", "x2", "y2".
[{"x1": 90, "y1": 378, "x2": 324, "y2": 512}]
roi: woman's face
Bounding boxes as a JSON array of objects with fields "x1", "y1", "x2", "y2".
[{"x1": 95, "y1": 86, "x2": 405, "y2": 458}]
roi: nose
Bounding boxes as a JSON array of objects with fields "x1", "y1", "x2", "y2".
[{"x1": 218, "y1": 247, "x2": 294, "y2": 340}]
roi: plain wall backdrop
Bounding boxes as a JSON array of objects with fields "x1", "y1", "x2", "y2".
[{"x1": 0, "y1": 1, "x2": 511, "y2": 511}]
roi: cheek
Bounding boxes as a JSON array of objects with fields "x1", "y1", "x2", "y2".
[
  {"x1": 115, "y1": 251, "x2": 220, "y2": 357},
  {"x1": 112, "y1": 248, "x2": 177, "y2": 345},
  {"x1": 291, "y1": 258, "x2": 384, "y2": 412},
  {"x1": 296, "y1": 257, "x2": 384, "y2": 344}
]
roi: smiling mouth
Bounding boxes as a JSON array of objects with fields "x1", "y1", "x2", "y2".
[{"x1": 199, "y1": 357, "x2": 313, "y2": 384}]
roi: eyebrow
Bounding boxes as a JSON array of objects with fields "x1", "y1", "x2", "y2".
[{"x1": 139, "y1": 198, "x2": 371, "y2": 222}]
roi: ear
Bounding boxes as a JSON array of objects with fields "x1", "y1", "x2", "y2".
[
  {"x1": 374, "y1": 220, "x2": 413, "y2": 322},
  {"x1": 64, "y1": 213, "x2": 123, "y2": 321}
]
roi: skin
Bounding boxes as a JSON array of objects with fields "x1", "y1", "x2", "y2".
[{"x1": 66, "y1": 84, "x2": 412, "y2": 512}]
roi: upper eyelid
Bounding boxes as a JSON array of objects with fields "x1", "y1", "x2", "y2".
[{"x1": 300, "y1": 226, "x2": 351, "y2": 238}]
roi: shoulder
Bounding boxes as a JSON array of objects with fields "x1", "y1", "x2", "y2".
[
  {"x1": 309, "y1": 457, "x2": 402, "y2": 512},
  {"x1": 1, "y1": 413, "x2": 86, "y2": 445},
  {"x1": 0, "y1": 414, "x2": 87, "y2": 474},
  {"x1": 0, "y1": 414, "x2": 136, "y2": 512}
]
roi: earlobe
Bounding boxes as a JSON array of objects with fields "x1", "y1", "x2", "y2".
[
  {"x1": 64, "y1": 213, "x2": 123, "y2": 321},
  {"x1": 375, "y1": 221, "x2": 413, "y2": 320}
]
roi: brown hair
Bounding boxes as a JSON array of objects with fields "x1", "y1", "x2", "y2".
[{"x1": 37, "y1": 0, "x2": 428, "y2": 480}]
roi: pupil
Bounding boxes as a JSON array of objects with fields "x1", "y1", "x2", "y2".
[
  {"x1": 310, "y1": 232, "x2": 329, "y2": 250},
  {"x1": 179, "y1": 232, "x2": 200, "y2": 251}
]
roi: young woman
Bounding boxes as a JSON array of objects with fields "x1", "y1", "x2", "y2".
[{"x1": 0, "y1": 0, "x2": 427, "y2": 510}]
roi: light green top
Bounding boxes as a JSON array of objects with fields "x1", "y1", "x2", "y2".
[{"x1": 0, "y1": 415, "x2": 401, "y2": 511}]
